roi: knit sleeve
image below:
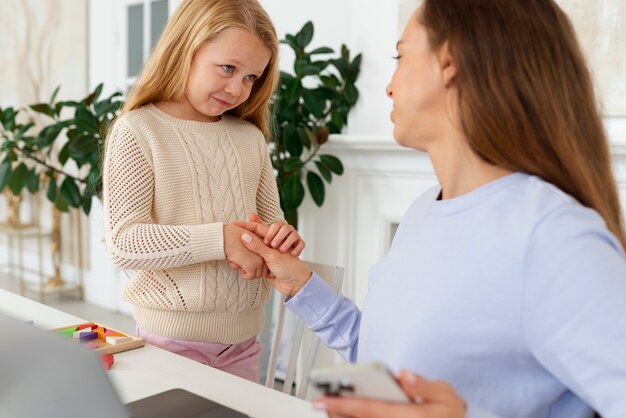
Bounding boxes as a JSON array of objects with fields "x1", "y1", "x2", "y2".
[
  {"x1": 256, "y1": 143, "x2": 284, "y2": 224},
  {"x1": 103, "y1": 119, "x2": 225, "y2": 270}
]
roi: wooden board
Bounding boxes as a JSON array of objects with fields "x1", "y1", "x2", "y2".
[{"x1": 52, "y1": 322, "x2": 145, "y2": 355}]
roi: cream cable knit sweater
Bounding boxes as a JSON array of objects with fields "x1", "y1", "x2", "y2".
[{"x1": 103, "y1": 103, "x2": 283, "y2": 344}]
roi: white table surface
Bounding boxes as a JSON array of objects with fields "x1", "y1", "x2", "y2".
[{"x1": 0, "y1": 288, "x2": 325, "y2": 418}]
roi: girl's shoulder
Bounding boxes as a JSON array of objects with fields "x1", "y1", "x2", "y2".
[
  {"x1": 220, "y1": 115, "x2": 266, "y2": 149},
  {"x1": 115, "y1": 105, "x2": 160, "y2": 129},
  {"x1": 108, "y1": 106, "x2": 154, "y2": 140},
  {"x1": 221, "y1": 115, "x2": 263, "y2": 135}
]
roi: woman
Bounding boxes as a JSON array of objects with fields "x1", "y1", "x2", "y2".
[{"x1": 235, "y1": 0, "x2": 626, "y2": 416}]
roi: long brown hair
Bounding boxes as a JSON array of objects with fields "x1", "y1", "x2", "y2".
[
  {"x1": 420, "y1": 0, "x2": 626, "y2": 250},
  {"x1": 119, "y1": 0, "x2": 279, "y2": 137}
]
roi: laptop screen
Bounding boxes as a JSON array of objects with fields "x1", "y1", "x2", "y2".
[
  {"x1": 0, "y1": 312, "x2": 250, "y2": 418},
  {"x1": 0, "y1": 312, "x2": 130, "y2": 418}
]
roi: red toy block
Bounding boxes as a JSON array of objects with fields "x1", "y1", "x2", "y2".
[{"x1": 100, "y1": 354, "x2": 114, "y2": 370}]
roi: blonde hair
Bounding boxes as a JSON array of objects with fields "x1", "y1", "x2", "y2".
[
  {"x1": 120, "y1": 0, "x2": 279, "y2": 137},
  {"x1": 420, "y1": 0, "x2": 626, "y2": 250}
]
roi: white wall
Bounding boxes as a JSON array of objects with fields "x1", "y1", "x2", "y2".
[{"x1": 0, "y1": 0, "x2": 88, "y2": 107}]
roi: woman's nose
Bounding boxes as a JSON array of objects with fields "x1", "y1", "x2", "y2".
[{"x1": 385, "y1": 83, "x2": 393, "y2": 98}]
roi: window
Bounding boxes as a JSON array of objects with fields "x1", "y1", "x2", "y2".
[{"x1": 125, "y1": 0, "x2": 170, "y2": 87}]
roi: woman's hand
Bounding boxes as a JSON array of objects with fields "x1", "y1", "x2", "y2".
[
  {"x1": 223, "y1": 223, "x2": 269, "y2": 279},
  {"x1": 233, "y1": 213, "x2": 306, "y2": 256},
  {"x1": 314, "y1": 370, "x2": 466, "y2": 418},
  {"x1": 238, "y1": 229, "x2": 312, "y2": 297}
]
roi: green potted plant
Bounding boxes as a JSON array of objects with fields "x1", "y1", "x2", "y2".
[
  {"x1": 271, "y1": 21, "x2": 362, "y2": 226},
  {"x1": 0, "y1": 84, "x2": 123, "y2": 215}
]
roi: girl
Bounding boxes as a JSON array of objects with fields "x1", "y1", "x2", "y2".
[
  {"x1": 238, "y1": 0, "x2": 626, "y2": 416},
  {"x1": 103, "y1": 0, "x2": 303, "y2": 382}
]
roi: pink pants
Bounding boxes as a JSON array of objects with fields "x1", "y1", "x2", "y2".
[{"x1": 136, "y1": 325, "x2": 261, "y2": 382}]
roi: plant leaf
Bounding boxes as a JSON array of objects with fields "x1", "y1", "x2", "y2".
[
  {"x1": 320, "y1": 154, "x2": 344, "y2": 175},
  {"x1": 0, "y1": 157, "x2": 12, "y2": 191},
  {"x1": 283, "y1": 157, "x2": 303, "y2": 172},
  {"x1": 280, "y1": 34, "x2": 299, "y2": 52},
  {"x1": 49, "y1": 85, "x2": 61, "y2": 104},
  {"x1": 2, "y1": 107, "x2": 16, "y2": 131},
  {"x1": 82, "y1": 191, "x2": 92, "y2": 215},
  {"x1": 47, "y1": 177, "x2": 57, "y2": 202},
  {"x1": 60, "y1": 177, "x2": 82, "y2": 208},
  {"x1": 75, "y1": 105, "x2": 99, "y2": 133},
  {"x1": 315, "y1": 160, "x2": 332, "y2": 182},
  {"x1": 309, "y1": 47, "x2": 334, "y2": 55},
  {"x1": 7, "y1": 162, "x2": 27, "y2": 195},
  {"x1": 297, "y1": 126, "x2": 316, "y2": 148},
  {"x1": 54, "y1": 190, "x2": 69, "y2": 212},
  {"x1": 25, "y1": 168, "x2": 40, "y2": 193},
  {"x1": 285, "y1": 78, "x2": 303, "y2": 106},
  {"x1": 69, "y1": 134, "x2": 99, "y2": 157},
  {"x1": 306, "y1": 171, "x2": 325, "y2": 206},
  {"x1": 297, "y1": 21, "x2": 314, "y2": 49},
  {"x1": 30, "y1": 103, "x2": 54, "y2": 117},
  {"x1": 58, "y1": 141, "x2": 71, "y2": 165},
  {"x1": 284, "y1": 125, "x2": 303, "y2": 157},
  {"x1": 344, "y1": 83, "x2": 359, "y2": 106},
  {"x1": 302, "y1": 89, "x2": 324, "y2": 118},
  {"x1": 280, "y1": 175, "x2": 305, "y2": 212}
]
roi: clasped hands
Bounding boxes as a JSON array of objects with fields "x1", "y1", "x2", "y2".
[{"x1": 224, "y1": 213, "x2": 305, "y2": 282}]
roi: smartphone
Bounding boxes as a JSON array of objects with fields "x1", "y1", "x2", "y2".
[{"x1": 309, "y1": 362, "x2": 411, "y2": 403}]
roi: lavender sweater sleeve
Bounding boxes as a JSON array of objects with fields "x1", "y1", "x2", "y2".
[{"x1": 286, "y1": 273, "x2": 361, "y2": 362}]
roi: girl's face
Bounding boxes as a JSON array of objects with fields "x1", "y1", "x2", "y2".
[
  {"x1": 386, "y1": 10, "x2": 454, "y2": 150},
  {"x1": 181, "y1": 28, "x2": 271, "y2": 122}
]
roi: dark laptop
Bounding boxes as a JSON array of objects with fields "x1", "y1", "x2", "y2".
[
  {"x1": 0, "y1": 312, "x2": 248, "y2": 418},
  {"x1": 127, "y1": 388, "x2": 248, "y2": 418}
]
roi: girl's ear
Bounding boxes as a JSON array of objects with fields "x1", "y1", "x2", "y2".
[{"x1": 438, "y1": 41, "x2": 457, "y2": 88}]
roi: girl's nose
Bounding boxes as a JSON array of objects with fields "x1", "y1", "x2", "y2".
[{"x1": 225, "y1": 79, "x2": 242, "y2": 97}]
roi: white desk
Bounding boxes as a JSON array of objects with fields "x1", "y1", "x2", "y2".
[{"x1": 0, "y1": 288, "x2": 325, "y2": 418}]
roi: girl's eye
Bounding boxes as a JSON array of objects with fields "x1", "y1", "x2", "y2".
[
  {"x1": 392, "y1": 55, "x2": 401, "y2": 60},
  {"x1": 221, "y1": 65, "x2": 235, "y2": 73},
  {"x1": 245, "y1": 74, "x2": 258, "y2": 82}
]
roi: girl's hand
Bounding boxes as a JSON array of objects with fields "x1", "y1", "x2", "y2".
[
  {"x1": 314, "y1": 371, "x2": 466, "y2": 418},
  {"x1": 239, "y1": 230, "x2": 312, "y2": 297},
  {"x1": 233, "y1": 213, "x2": 305, "y2": 256}
]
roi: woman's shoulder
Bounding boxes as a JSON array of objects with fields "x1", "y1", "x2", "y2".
[{"x1": 517, "y1": 175, "x2": 623, "y2": 254}]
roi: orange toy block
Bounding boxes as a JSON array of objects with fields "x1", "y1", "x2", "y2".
[
  {"x1": 104, "y1": 329, "x2": 126, "y2": 338},
  {"x1": 95, "y1": 326, "x2": 107, "y2": 341}
]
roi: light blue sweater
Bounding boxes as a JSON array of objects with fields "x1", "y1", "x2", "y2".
[{"x1": 287, "y1": 173, "x2": 626, "y2": 418}]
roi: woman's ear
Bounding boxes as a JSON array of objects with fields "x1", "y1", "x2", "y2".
[{"x1": 439, "y1": 41, "x2": 457, "y2": 88}]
